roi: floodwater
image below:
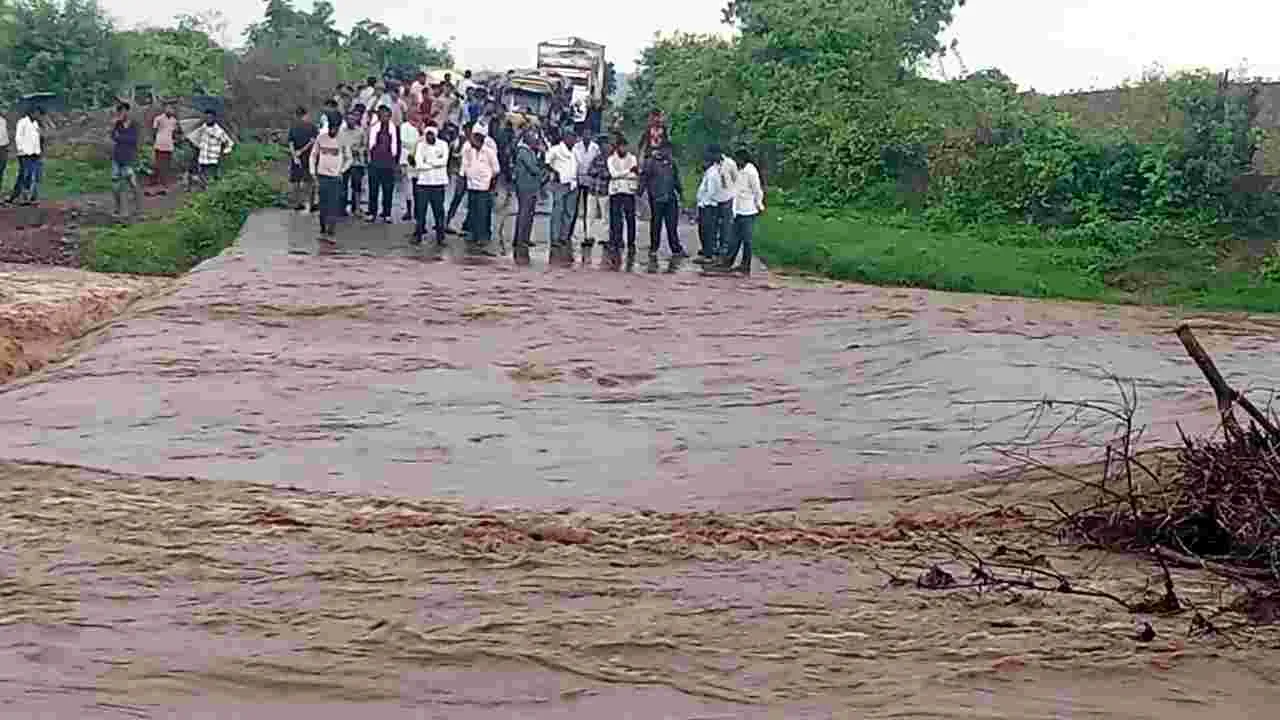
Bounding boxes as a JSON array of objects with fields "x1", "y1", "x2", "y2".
[{"x1": 3, "y1": 209, "x2": 1280, "y2": 717}]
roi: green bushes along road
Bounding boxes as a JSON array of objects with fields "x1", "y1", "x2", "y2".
[{"x1": 81, "y1": 143, "x2": 287, "y2": 275}]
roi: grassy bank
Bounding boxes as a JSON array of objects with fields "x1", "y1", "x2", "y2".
[
  {"x1": 81, "y1": 143, "x2": 287, "y2": 276},
  {"x1": 755, "y1": 207, "x2": 1280, "y2": 313}
]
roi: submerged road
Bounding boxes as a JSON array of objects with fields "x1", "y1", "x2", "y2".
[
  {"x1": 5, "y1": 207, "x2": 1280, "y2": 719},
  {"x1": 2, "y1": 209, "x2": 1280, "y2": 511}
]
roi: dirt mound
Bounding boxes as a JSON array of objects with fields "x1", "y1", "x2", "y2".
[{"x1": 0, "y1": 264, "x2": 169, "y2": 382}]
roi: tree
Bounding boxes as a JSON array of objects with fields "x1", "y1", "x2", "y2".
[
  {"x1": 630, "y1": 0, "x2": 967, "y2": 197},
  {"x1": 121, "y1": 24, "x2": 227, "y2": 97},
  {"x1": 722, "y1": 0, "x2": 964, "y2": 66},
  {"x1": 0, "y1": 0, "x2": 126, "y2": 108},
  {"x1": 346, "y1": 19, "x2": 451, "y2": 73},
  {"x1": 244, "y1": 2, "x2": 451, "y2": 78}
]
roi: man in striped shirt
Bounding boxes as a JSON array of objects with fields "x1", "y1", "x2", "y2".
[{"x1": 192, "y1": 110, "x2": 233, "y2": 185}]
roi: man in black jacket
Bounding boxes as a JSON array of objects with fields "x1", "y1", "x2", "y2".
[
  {"x1": 640, "y1": 146, "x2": 686, "y2": 258},
  {"x1": 511, "y1": 131, "x2": 548, "y2": 265}
]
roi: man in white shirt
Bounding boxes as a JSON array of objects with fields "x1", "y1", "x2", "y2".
[
  {"x1": 460, "y1": 126, "x2": 500, "y2": 255},
  {"x1": 715, "y1": 147, "x2": 764, "y2": 275},
  {"x1": 0, "y1": 111, "x2": 9, "y2": 196},
  {"x1": 709, "y1": 144, "x2": 738, "y2": 261},
  {"x1": 693, "y1": 148, "x2": 726, "y2": 262},
  {"x1": 8, "y1": 107, "x2": 43, "y2": 205},
  {"x1": 397, "y1": 113, "x2": 422, "y2": 222},
  {"x1": 412, "y1": 122, "x2": 451, "y2": 246},
  {"x1": 458, "y1": 70, "x2": 476, "y2": 99},
  {"x1": 606, "y1": 136, "x2": 641, "y2": 264},
  {"x1": 409, "y1": 72, "x2": 427, "y2": 108},
  {"x1": 570, "y1": 134, "x2": 601, "y2": 247},
  {"x1": 356, "y1": 77, "x2": 378, "y2": 114},
  {"x1": 545, "y1": 129, "x2": 578, "y2": 264}
]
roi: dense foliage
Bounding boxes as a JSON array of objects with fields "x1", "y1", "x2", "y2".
[
  {"x1": 0, "y1": 0, "x2": 452, "y2": 109},
  {"x1": 625, "y1": 0, "x2": 1278, "y2": 273},
  {"x1": 0, "y1": 0, "x2": 126, "y2": 107},
  {"x1": 244, "y1": 0, "x2": 452, "y2": 81}
]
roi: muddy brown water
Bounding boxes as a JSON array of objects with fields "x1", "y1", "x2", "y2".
[
  {"x1": 3, "y1": 209, "x2": 1280, "y2": 716},
  {"x1": 3, "y1": 211, "x2": 1279, "y2": 512}
]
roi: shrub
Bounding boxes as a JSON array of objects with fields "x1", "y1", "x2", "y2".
[{"x1": 84, "y1": 167, "x2": 284, "y2": 275}]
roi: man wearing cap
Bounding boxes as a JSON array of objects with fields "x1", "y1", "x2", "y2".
[
  {"x1": 460, "y1": 124, "x2": 500, "y2": 255},
  {"x1": 412, "y1": 121, "x2": 450, "y2": 246}
]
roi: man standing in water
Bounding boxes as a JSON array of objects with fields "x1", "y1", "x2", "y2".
[
  {"x1": 412, "y1": 122, "x2": 451, "y2": 246},
  {"x1": 339, "y1": 106, "x2": 368, "y2": 216},
  {"x1": 640, "y1": 145, "x2": 686, "y2": 259},
  {"x1": 606, "y1": 135, "x2": 640, "y2": 266},
  {"x1": 366, "y1": 105, "x2": 400, "y2": 223},
  {"x1": 460, "y1": 126, "x2": 500, "y2": 256},
  {"x1": 310, "y1": 110, "x2": 351, "y2": 243},
  {"x1": 545, "y1": 128, "x2": 578, "y2": 265},
  {"x1": 110, "y1": 102, "x2": 142, "y2": 220},
  {"x1": 511, "y1": 130, "x2": 547, "y2": 266},
  {"x1": 571, "y1": 131, "x2": 602, "y2": 249},
  {"x1": 398, "y1": 112, "x2": 422, "y2": 222}
]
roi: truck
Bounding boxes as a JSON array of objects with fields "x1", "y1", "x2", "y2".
[{"x1": 535, "y1": 37, "x2": 606, "y2": 124}]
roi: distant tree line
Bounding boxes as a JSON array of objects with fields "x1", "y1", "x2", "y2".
[{"x1": 0, "y1": 0, "x2": 453, "y2": 109}]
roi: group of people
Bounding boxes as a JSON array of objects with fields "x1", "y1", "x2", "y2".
[
  {"x1": 291, "y1": 77, "x2": 765, "y2": 273},
  {"x1": 0, "y1": 105, "x2": 46, "y2": 207},
  {"x1": 0, "y1": 100, "x2": 235, "y2": 218}
]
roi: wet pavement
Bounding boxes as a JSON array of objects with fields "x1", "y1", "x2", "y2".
[{"x1": 2, "y1": 205, "x2": 1280, "y2": 512}]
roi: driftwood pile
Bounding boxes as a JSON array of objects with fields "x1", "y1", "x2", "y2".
[
  {"x1": 892, "y1": 323, "x2": 1280, "y2": 634},
  {"x1": 1066, "y1": 325, "x2": 1280, "y2": 586}
]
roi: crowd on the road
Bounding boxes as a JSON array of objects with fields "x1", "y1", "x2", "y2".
[
  {"x1": 0, "y1": 70, "x2": 764, "y2": 274},
  {"x1": 290, "y1": 72, "x2": 765, "y2": 273}
]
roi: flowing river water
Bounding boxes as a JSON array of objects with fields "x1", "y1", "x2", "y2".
[{"x1": 2, "y1": 210, "x2": 1280, "y2": 717}]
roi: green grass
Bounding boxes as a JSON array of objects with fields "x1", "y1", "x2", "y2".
[
  {"x1": 38, "y1": 155, "x2": 116, "y2": 200},
  {"x1": 755, "y1": 208, "x2": 1280, "y2": 313},
  {"x1": 85, "y1": 220, "x2": 189, "y2": 275}
]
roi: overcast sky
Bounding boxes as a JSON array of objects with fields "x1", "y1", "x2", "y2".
[{"x1": 102, "y1": 0, "x2": 1280, "y2": 94}]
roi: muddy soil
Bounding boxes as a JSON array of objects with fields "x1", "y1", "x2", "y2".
[
  {"x1": 0, "y1": 188, "x2": 189, "y2": 267},
  {"x1": 3, "y1": 208, "x2": 1280, "y2": 715},
  {"x1": 2, "y1": 462, "x2": 1278, "y2": 719},
  {"x1": 0, "y1": 264, "x2": 168, "y2": 382}
]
